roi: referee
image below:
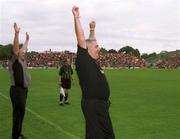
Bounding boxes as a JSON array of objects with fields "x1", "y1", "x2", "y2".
[
  {"x1": 72, "y1": 6, "x2": 115, "y2": 139},
  {"x1": 9, "y1": 23, "x2": 31, "y2": 139}
]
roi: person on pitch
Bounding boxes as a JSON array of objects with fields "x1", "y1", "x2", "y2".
[{"x1": 72, "y1": 6, "x2": 115, "y2": 139}]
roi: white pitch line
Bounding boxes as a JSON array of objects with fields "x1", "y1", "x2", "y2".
[{"x1": 0, "y1": 92, "x2": 80, "y2": 139}]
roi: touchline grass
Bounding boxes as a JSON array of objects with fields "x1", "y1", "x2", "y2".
[{"x1": 0, "y1": 68, "x2": 180, "y2": 139}]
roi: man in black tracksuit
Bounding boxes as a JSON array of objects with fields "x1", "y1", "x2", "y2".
[
  {"x1": 9, "y1": 23, "x2": 31, "y2": 139},
  {"x1": 72, "y1": 6, "x2": 115, "y2": 139},
  {"x1": 59, "y1": 58, "x2": 73, "y2": 105}
]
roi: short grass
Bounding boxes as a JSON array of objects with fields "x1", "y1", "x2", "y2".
[{"x1": 0, "y1": 68, "x2": 180, "y2": 139}]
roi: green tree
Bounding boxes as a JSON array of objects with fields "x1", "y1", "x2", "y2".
[
  {"x1": 100, "y1": 47, "x2": 108, "y2": 54},
  {"x1": 0, "y1": 44, "x2": 12, "y2": 60},
  {"x1": 141, "y1": 53, "x2": 148, "y2": 59},
  {"x1": 119, "y1": 46, "x2": 140, "y2": 57},
  {"x1": 108, "y1": 49, "x2": 117, "y2": 53}
]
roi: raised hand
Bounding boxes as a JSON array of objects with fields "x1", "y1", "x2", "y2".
[
  {"x1": 25, "y1": 32, "x2": 29, "y2": 41},
  {"x1": 72, "y1": 6, "x2": 80, "y2": 18},
  {"x1": 72, "y1": 6, "x2": 86, "y2": 49},
  {"x1": 89, "y1": 21, "x2": 96, "y2": 29},
  {"x1": 89, "y1": 21, "x2": 96, "y2": 40},
  {"x1": 22, "y1": 32, "x2": 29, "y2": 52},
  {"x1": 13, "y1": 22, "x2": 20, "y2": 33}
]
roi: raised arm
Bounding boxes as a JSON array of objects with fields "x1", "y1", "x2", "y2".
[
  {"x1": 72, "y1": 6, "x2": 86, "y2": 49},
  {"x1": 22, "y1": 32, "x2": 29, "y2": 52},
  {"x1": 88, "y1": 21, "x2": 96, "y2": 41},
  {"x1": 13, "y1": 22, "x2": 20, "y2": 55}
]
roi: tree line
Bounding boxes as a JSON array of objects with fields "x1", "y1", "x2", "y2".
[{"x1": 1, "y1": 43, "x2": 179, "y2": 61}]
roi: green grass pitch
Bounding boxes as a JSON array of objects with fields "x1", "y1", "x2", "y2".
[{"x1": 0, "y1": 68, "x2": 180, "y2": 139}]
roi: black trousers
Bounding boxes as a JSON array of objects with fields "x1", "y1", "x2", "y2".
[
  {"x1": 81, "y1": 99, "x2": 115, "y2": 139},
  {"x1": 10, "y1": 86, "x2": 28, "y2": 139},
  {"x1": 61, "y1": 78, "x2": 71, "y2": 89}
]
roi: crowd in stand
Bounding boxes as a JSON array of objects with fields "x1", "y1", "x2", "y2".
[
  {"x1": 26, "y1": 50, "x2": 147, "y2": 68},
  {"x1": 0, "y1": 50, "x2": 179, "y2": 69},
  {"x1": 98, "y1": 52, "x2": 146, "y2": 68},
  {"x1": 156, "y1": 53, "x2": 180, "y2": 68},
  {"x1": 26, "y1": 51, "x2": 76, "y2": 68}
]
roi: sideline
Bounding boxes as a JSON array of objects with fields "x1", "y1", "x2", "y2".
[{"x1": 0, "y1": 92, "x2": 80, "y2": 139}]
